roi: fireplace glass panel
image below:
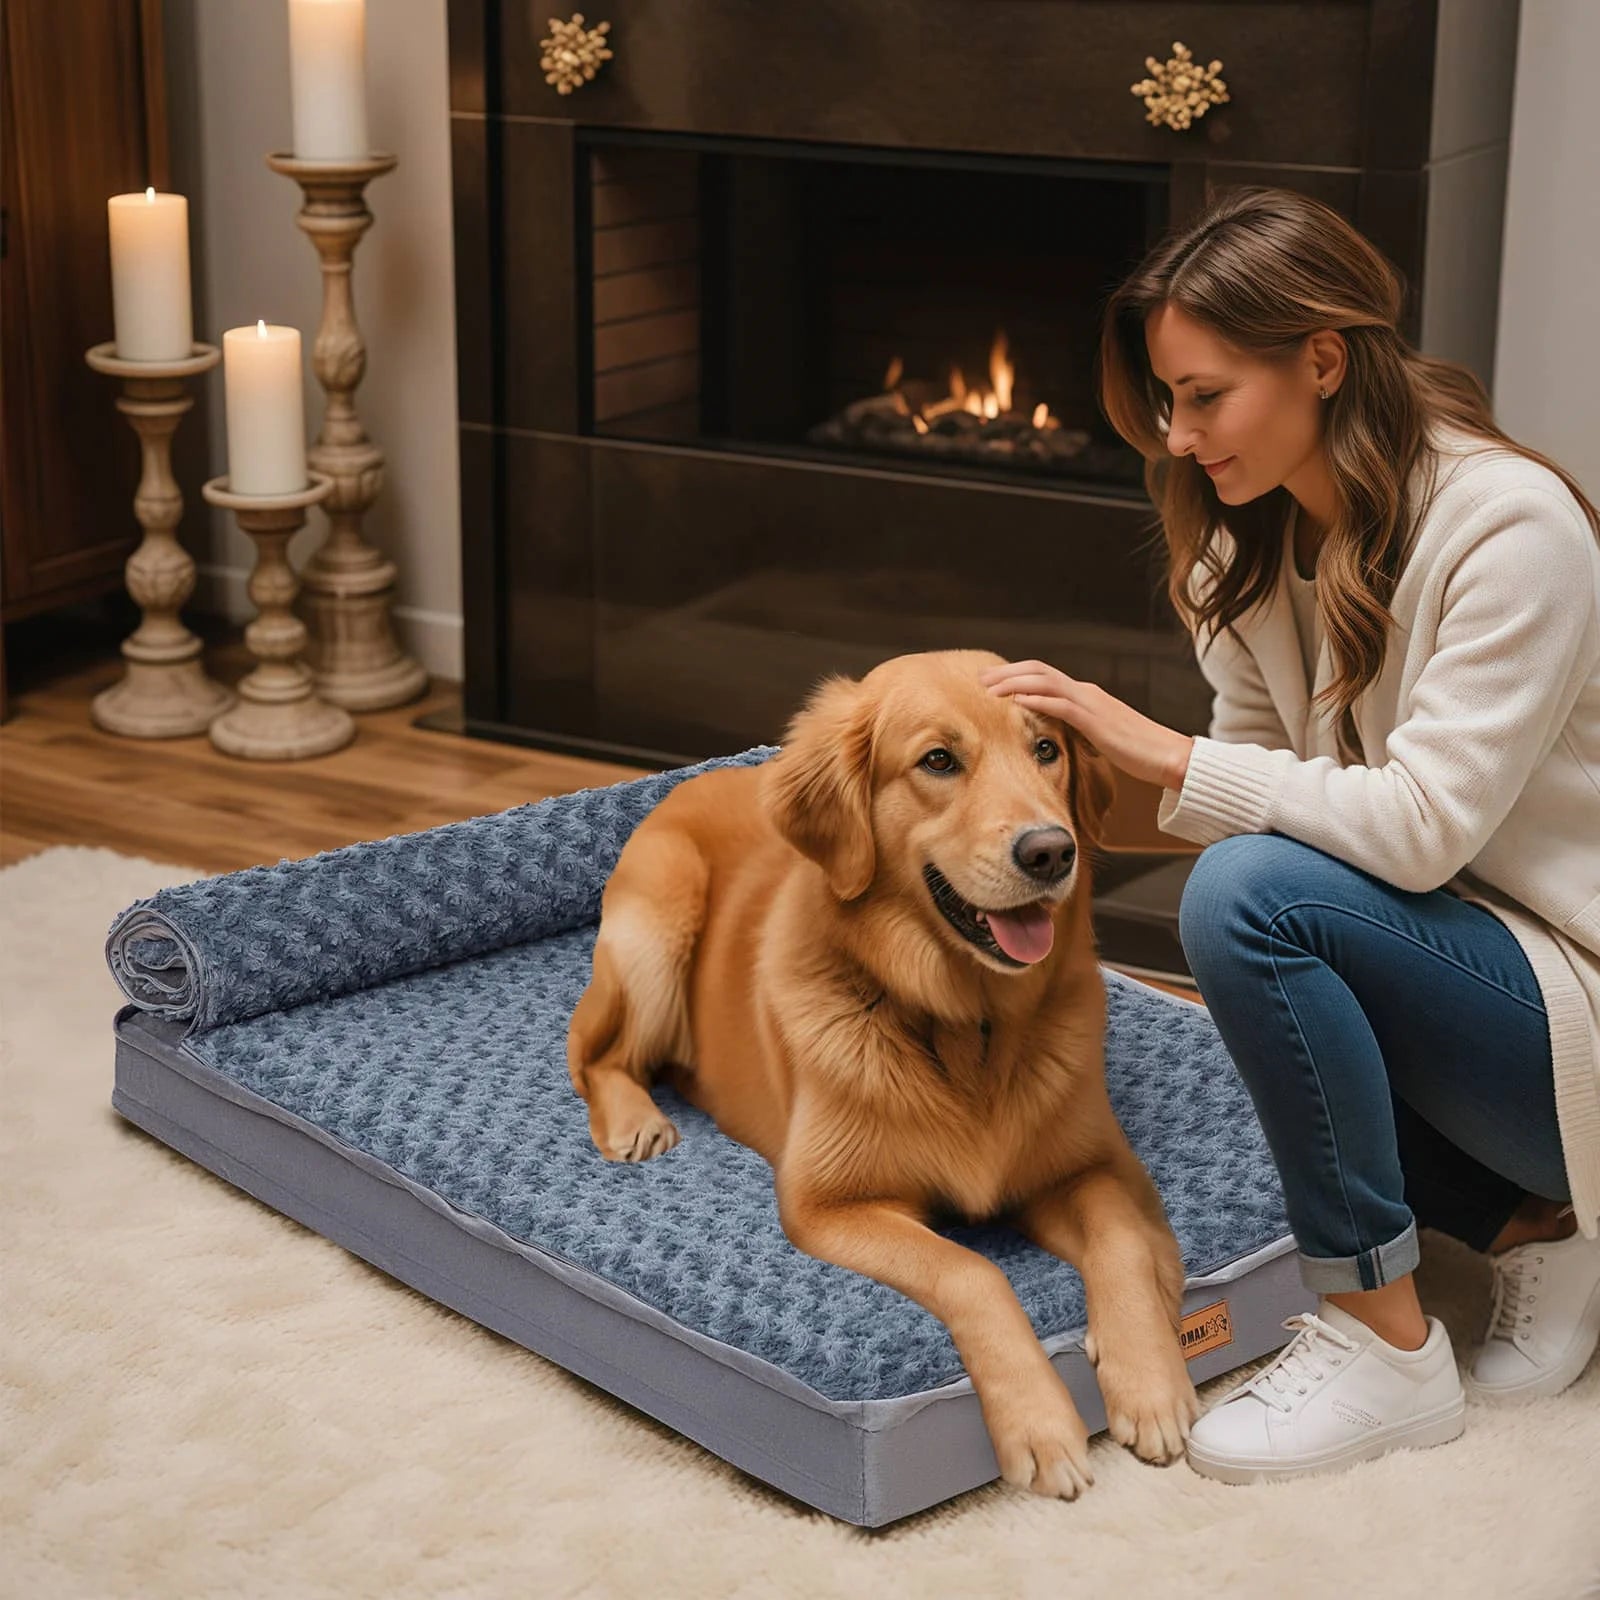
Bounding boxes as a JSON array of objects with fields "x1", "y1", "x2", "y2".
[{"x1": 583, "y1": 134, "x2": 1166, "y2": 492}]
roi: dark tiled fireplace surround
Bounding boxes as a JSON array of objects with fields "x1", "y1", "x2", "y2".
[{"x1": 447, "y1": 0, "x2": 1518, "y2": 977}]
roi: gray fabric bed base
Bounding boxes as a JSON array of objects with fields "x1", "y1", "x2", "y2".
[{"x1": 112, "y1": 1008, "x2": 1314, "y2": 1527}]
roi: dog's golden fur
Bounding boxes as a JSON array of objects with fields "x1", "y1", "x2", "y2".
[{"x1": 567, "y1": 649, "x2": 1198, "y2": 1498}]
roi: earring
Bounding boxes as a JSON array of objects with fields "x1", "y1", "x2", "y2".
[{"x1": 1319, "y1": 387, "x2": 1330, "y2": 400}]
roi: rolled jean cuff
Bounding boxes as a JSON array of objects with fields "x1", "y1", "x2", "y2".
[{"x1": 1296, "y1": 1219, "x2": 1421, "y2": 1294}]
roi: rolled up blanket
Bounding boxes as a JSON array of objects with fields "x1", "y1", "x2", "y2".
[{"x1": 106, "y1": 746, "x2": 778, "y2": 1035}]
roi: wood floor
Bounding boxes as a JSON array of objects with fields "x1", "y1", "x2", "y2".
[
  {"x1": 2, "y1": 639, "x2": 1183, "y2": 875},
  {"x1": 0, "y1": 644, "x2": 651, "y2": 874}
]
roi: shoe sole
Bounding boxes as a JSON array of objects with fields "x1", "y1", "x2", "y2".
[
  {"x1": 1467, "y1": 1276, "x2": 1600, "y2": 1403},
  {"x1": 1184, "y1": 1396, "x2": 1467, "y2": 1486}
]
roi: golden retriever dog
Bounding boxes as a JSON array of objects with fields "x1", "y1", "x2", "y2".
[{"x1": 566, "y1": 649, "x2": 1198, "y2": 1498}]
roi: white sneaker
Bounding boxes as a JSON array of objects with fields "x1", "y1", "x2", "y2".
[
  {"x1": 1185, "y1": 1302, "x2": 1465, "y2": 1485},
  {"x1": 1470, "y1": 1226, "x2": 1600, "y2": 1401}
]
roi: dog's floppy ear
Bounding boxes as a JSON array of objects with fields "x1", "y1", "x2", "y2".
[
  {"x1": 763, "y1": 674, "x2": 877, "y2": 900},
  {"x1": 1069, "y1": 737, "x2": 1117, "y2": 852}
]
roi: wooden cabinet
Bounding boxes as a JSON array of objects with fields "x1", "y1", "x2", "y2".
[{"x1": 1, "y1": 0, "x2": 171, "y2": 651}]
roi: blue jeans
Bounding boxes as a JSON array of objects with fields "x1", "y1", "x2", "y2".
[{"x1": 1179, "y1": 834, "x2": 1571, "y2": 1294}]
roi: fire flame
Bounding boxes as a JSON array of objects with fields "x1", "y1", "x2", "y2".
[
  {"x1": 990, "y1": 332, "x2": 1013, "y2": 413},
  {"x1": 882, "y1": 330, "x2": 1056, "y2": 431}
]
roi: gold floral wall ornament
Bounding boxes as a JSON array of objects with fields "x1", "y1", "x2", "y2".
[
  {"x1": 540, "y1": 13, "x2": 613, "y2": 95},
  {"x1": 1131, "y1": 42, "x2": 1229, "y2": 131}
]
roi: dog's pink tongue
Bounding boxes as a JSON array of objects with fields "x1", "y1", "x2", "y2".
[{"x1": 986, "y1": 903, "x2": 1054, "y2": 964}]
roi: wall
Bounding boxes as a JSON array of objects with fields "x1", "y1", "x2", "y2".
[
  {"x1": 164, "y1": 0, "x2": 462, "y2": 680},
  {"x1": 1492, "y1": 0, "x2": 1600, "y2": 499}
]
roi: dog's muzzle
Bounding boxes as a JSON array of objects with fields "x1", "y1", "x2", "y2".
[{"x1": 922, "y1": 864, "x2": 1058, "y2": 967}]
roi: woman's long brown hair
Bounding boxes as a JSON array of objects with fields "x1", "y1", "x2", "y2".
[{"x1": 1098, "y1": 185, "x2": 1599, "y2": 761}]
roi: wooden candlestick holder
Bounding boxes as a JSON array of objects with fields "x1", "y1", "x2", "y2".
[
  {"x1": 201, "y1": 473, "x2": 355, "y2": 760},
  {"x1": 266, "y1": 150, "x2": 428, "y2": 712},
  {"x1": 84, "y1": 342, "x2": 234, "y2": 738}
]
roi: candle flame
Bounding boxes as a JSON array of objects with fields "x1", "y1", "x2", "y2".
[
  {"x1": 145, "y1": 186, "x2": 156, "y2": 202},
  {"x1": 257, "y1": 319, "x2": 268, "y2": 337}
]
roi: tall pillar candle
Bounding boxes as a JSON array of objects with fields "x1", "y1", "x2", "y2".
[
  {"x1": 222, "y1": 322, "x2": 308, "y2": 495},
  {"x1": 107, "y1": 189, "x2": 193, "y2": 361},
  {"x1": 288, "y1": 0, "x2": 369, "y2": 159}
]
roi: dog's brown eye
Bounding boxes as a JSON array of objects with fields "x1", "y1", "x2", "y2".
[
  {"x1": 1035, "y1": 738, "x2": 1060, "y2": 764},
  {"x1": 920, "y1": 747, "x2": 958, "y2": 774}
]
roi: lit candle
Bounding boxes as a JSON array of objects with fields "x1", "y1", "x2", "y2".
[
  {"x1": 222, "y1": 322, "x2": 307, "y2": 495},
  {"x1": 288, "y1": 0, "x2": 369, "y2": 160},
  {"x1": 107, "y1": 188, "x2": 193, "y2": 361}
]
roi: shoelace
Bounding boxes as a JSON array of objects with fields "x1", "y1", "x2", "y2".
[
  {"x1": 1486, "y1": 1204, "x2": 1574, "y2": 1343},
  {"x1": 1488, "y1": 1247, "x2": 1543, "y2": 1342},
  {"x1": 1218, "y1": 1312, "x2": 1362, "y2": 1414}
]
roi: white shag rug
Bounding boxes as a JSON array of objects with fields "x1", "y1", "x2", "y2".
[{"x1": 3, "y1": 845, "x2": 1597, "y2": 1600}]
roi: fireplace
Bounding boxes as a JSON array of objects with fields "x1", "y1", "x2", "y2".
[
  {"x1": 583, "y1": 134, "x2": 1157, "y2": 495},
  {"x1": 447, "y1": 0, "x2": 1519, "y2": 978}
]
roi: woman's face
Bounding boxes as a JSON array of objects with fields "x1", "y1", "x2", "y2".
[{"x1": 1144, "y1": 303, "x2": 1336, "y2": 506}]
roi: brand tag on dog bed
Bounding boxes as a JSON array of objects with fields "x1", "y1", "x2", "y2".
[{"x1": 1179, "y1": 1300, "x2": 1234, "y2": 1360}]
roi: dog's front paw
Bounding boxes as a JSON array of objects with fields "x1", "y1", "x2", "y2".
[
  {"x1": 1093, "y1": 1344, "x2": 1199, "y2": 1465},
  {"x1": 593, "y1": 1108, "x2": 681, "y2": 1163},
  {"x1": 985, "y1": 1378, "x2": 1095, "y2": 1500}
]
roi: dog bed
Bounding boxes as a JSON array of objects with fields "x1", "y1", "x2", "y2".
[{"x1": 106, "y1": 748, "x2": 1313, "y2": 1526}]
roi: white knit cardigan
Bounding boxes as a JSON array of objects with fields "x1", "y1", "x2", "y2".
[{"x1": 1157, "y1": 424, "x2": 1600, "y2": 1239}]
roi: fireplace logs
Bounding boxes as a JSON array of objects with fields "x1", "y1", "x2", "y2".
[{"x1": 807, "y1": 333, "x2": 1142, "y2": 485}]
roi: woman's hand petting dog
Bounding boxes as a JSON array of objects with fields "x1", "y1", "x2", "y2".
[{"x1": 980, "y1": 660, "x2": 1195, "y2": 793}]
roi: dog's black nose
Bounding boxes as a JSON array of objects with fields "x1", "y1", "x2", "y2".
[{"x1": 1012, "y1": 826, "x2": 1076, "y2": 883}]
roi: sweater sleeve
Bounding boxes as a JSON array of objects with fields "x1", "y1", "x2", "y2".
[{"x1": 1157, "y1": 491, "x2": 1600, "y2": 892}]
